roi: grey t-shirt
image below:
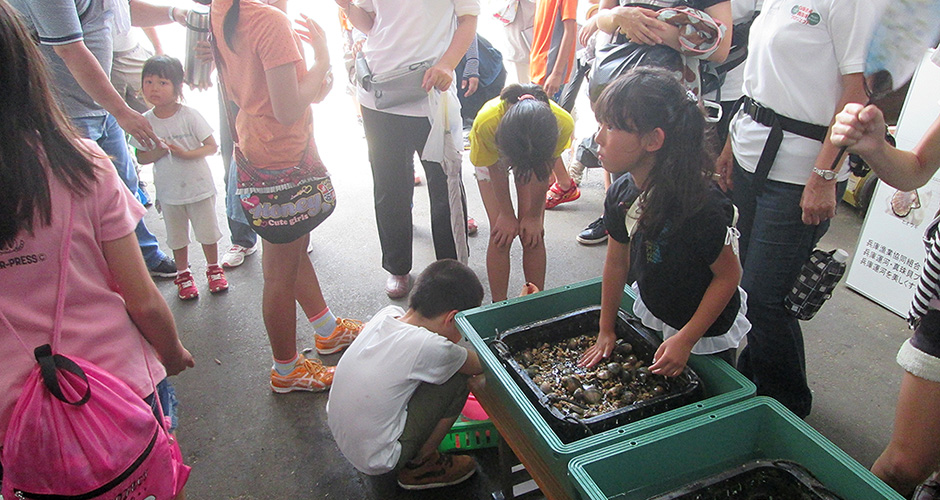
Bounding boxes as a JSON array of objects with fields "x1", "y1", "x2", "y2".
[{"x1": 11, "y1": 0, "x2": 112, "y2": 119}]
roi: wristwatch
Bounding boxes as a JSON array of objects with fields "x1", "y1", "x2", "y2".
[{"x1": 812, "y1": 166, "x2": 837, "y2": 181}]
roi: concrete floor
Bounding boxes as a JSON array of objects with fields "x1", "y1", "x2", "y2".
[{"x1": 145, "y1": 8, "x2": 912, "y2": 499}]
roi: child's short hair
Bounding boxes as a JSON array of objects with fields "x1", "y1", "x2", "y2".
[
  {"x1": 495, "y1": 83, "x2": 557, "y2": 183},
  {"x1": 141, "y1": 55, "x2": 185, "y2": 98},
  {"x1": 409, "y1": 259, "x2": 484, "y2": 318}
]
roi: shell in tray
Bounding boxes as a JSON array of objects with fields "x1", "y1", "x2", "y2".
[{"x1": 489, "y1": 306, "x2": 705, "y2": 443}]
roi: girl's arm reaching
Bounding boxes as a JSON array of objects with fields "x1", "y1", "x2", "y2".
[
  {"x1": 580, "y1": 237, "x2": 632, "y2": 368},
  {"x1": 649, "y1": 243, "x2": 740, "y2": 377}
]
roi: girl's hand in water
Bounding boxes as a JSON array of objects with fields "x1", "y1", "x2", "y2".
[
  {"x1": 579, "y1": 330, "x2": 617, "y2": 368},
  {"x1": 649, "y1": 335, "x2": 694, "y2": 377},
  {"x1": 295, "y1": 14, "x2": 329, "y2": 59}
]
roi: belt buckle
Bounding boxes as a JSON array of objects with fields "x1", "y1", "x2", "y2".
[{"x1": 746, "y1": 99, "x2": 770, "y2": 127}]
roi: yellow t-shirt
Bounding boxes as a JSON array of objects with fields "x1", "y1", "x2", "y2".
[{"x1": 468, "y1": 97, "x2": 575, "y2": 167}]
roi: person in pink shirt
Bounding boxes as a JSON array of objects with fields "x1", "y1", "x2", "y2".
[{"x1": 0, "y1": 2, "x2": 194, "y2": 486}]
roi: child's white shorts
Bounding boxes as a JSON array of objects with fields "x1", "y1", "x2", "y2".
[{"x1": 163, "y1": 196, "x2": 223, "y2": 250}]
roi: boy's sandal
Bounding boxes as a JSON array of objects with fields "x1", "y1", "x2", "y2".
[{"x1": 891, "y1": 189, "x2": 921, "y2": 218}]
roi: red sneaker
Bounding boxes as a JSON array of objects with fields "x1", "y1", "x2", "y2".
[
  {"x1": 174, "y1": 270, "x2": 198, "y2": 300},
  {"x1": 206, "y1": 264, "x2": 229, "y2": 293}
]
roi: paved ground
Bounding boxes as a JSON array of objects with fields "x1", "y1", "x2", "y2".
[{"x1": 145, "y1": 7, "x2": 911, "y2": 498}]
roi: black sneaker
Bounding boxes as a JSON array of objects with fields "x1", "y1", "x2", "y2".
[
  {"x1": 149, "y1": 254, "x2": 178, "y2": 278},
  {"x1": 577, "y1": 217, "x2": 608, "y2": 245}
]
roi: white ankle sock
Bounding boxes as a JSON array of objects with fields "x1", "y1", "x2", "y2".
[
  {"x1": 310, "y1": 308, "x2": 337, "y2": 338},
  {"x1": 273, "y1": 354, "x2": 300, "y2": 376}
]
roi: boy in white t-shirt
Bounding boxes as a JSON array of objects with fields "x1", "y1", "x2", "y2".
[
  {"x1": 132, "y1": 55, "x2": 226, "y2": 301},
  {"x1": 327, "y1": 259, "x2": 484, "y2": 490}
]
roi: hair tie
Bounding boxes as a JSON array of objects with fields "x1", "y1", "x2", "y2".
[
  {"x1": 685, "y1": 89, "x2": 697, "y2": 103},
  {"x1": 518, "y1": 94, "x2": 536, "y2": 101}
]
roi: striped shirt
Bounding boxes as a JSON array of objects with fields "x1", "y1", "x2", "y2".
[{"x1": 910, "y1": 215, "x2": 940, "y2": 328}]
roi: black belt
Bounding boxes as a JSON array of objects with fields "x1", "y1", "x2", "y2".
[{"x1": 732, "y1": 96, "x2": 829, "y2": 195}]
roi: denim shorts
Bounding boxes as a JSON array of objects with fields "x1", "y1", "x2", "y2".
[{"x1": 145, "y1": 378, "x2": 180, "y2": 432}]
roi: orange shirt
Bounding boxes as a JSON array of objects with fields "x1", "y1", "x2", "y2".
[
  {"x1": 211, "y1": 0, "x2": 313, "y2": 169},
  {"x1": 529, "y1": 0, "x2": 578, "y2": 87}
]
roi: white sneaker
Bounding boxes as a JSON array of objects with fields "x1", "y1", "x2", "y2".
[{"x1": 220, "y1": 244, "x2": 258, "y2": 268}]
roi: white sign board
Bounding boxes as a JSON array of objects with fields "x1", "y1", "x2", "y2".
[{"x1": 846, "y1": 49, "x2": 940, "y2": 317}]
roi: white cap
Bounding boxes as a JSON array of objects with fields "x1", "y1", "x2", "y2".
[{"x1": 833, "y1": 249, "x2": 849, "y2": 264}]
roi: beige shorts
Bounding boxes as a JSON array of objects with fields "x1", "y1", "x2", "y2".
[{"x1": 162, "y1": 196, "x2": 223, "y2": 250}]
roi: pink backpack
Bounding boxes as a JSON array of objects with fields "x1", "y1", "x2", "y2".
[{"x1": 0, "y1": 201, "x2": 190, "y2": 499}]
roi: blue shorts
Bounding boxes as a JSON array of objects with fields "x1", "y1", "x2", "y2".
[{"x1": 145, "y1": 378, "x2": 180, "y2": 432}]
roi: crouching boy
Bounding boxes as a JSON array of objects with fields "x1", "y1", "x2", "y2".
[{"x1": 327, "y1": 259, "x2": 485, "y2": 490}]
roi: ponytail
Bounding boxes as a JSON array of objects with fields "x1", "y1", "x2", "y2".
[{"x1": 222, "y1": 0, "x2": 240, "y2": 51}]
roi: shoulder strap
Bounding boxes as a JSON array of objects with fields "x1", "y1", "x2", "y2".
[
  {"x1": 0, "y1": 196, "x2": 75, "y2": 355},
  {"x1": 209, "y1": 6, "x2": 240, "y2": 144}
]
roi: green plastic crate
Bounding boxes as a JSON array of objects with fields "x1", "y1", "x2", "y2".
[
  {"x1": 456, "y1": 278, "x2": 756, "y2": 499},
  {"x1": 568, "y1": 397, "x2": 904, "y2": 500},
  {"x1": 439, "y1": 415, "x2": 499, "y2": 452}
]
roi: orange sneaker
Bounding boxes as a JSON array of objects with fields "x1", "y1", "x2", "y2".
[
  {"x1": 545, "y1": 182, "x2": 580, "y2": 209},
  {"x1": 315, "y1": 318, "x2": 364, "y2": 355},
  {"x1": 270, "y1": 356, "x2": 335, "y2": 393}
]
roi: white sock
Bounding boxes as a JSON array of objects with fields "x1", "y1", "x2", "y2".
[
  {"x1": 273, "y1": 353, "x2": 300, "y2": 376},
  {"x1": 310, "y1": 308, "x2": 337, "y2": 338}
]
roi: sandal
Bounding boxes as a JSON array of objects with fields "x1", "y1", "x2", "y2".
[
  {"x1": 545, "y1": 182, "x2": 581, "y2": 209},
  {"x1": 891, "y1": 189, "x2": 921, "y2": 218}
]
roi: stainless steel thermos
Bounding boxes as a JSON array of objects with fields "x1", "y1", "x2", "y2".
[{"x1": 184, "y1": 7, "x2": 211, "y2": 88}]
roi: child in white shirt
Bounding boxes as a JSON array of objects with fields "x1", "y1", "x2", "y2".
[
  {"x1": 328, "y1": 259, "x2": 484, "y2": 490},
  {"x1": 132, "y1": 55, "x2": 225, "y2": 300}
]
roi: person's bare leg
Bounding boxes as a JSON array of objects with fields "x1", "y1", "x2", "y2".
[
  {"x1": 517, "y1": 176, "x2": 549, "y2": 291},
  {"x1": 261, "y1": 237, "x2": 305, "y2": 360},
  {"x1": 201, "y1": 242, "x2": 219, "y2": 266},
  {"x1": 552, "y1": 157, "x2": 574, "y2": 190},
  {"x1": 294, "y1": 234, "x2": 328, "y2": 318},
  {"x1": 477, "y1": 166, "x2": 516, "y2": 302},
  {"x1": 872, "y1": 371, "x2": 940, "y2": 496},
  {"x1": 173, "y1": 247, "x2": 188, "y2": 272}
]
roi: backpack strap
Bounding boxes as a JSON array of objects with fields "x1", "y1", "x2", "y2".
[{"x1": 0, "y1": 197, "x2": 92, "y2": 405}]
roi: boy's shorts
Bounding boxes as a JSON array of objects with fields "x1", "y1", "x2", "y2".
[
  {"x1": 898, "y1": 309, "x2": 940, "y2": 383},
  {"x1": 163, "y1": 196, "x2": 223, "y2": 250},
  {"x1": 394, "y1": 373, "x2": 469, "y2": 471}
]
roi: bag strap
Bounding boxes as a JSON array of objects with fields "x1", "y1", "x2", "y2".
[
  {"x1": 0, "y1": 197, "x2": 75, "y2": 354},
  {"x1": 0, "y1": 197, "x2": 93, "y2": 405},
  {"x1": 208, "y1": 7, "x2": 239, "y2": 145}
]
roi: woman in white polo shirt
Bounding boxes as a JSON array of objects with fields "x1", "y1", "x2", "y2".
[{"x1": 716, "y1": 0, "x2": 886, "y2": 418}]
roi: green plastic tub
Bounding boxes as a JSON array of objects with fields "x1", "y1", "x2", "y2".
[
  {"x1": 456, "y1": 278, "x2": 756, "y2": 499},
  {"x1": 568, "y1": 397, "x2": 904, "y2": 500}
]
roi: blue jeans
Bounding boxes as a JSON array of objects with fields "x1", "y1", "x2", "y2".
[
  {"x1": 732, "y1": 162, "x2": 845, "y2": 418},
  {"x1": 71, "y1": 114, "x2": 166, "y2": 268},
  {"x1": 225, "y1": 157, "x2": 257, "y2": 248}
]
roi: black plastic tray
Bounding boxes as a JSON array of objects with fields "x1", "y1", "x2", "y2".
[
  {"x1": 488, "y1": 306, "x2": 704, "y2": 443},
  {"x1": 649, "y1": 459, "x2": 845, "y2": 500}
]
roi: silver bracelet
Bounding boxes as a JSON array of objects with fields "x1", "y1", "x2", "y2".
[{"x1": 168, "y1": 6, "x2": 176, "y2": 22}]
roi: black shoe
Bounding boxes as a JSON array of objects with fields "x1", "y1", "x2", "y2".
[
  {"x1": 577, "y1": 217, "x2": 608, "y2": 245},
  {"x1": 149, "y1": 254, "x2": 178, "y2": 278}
]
